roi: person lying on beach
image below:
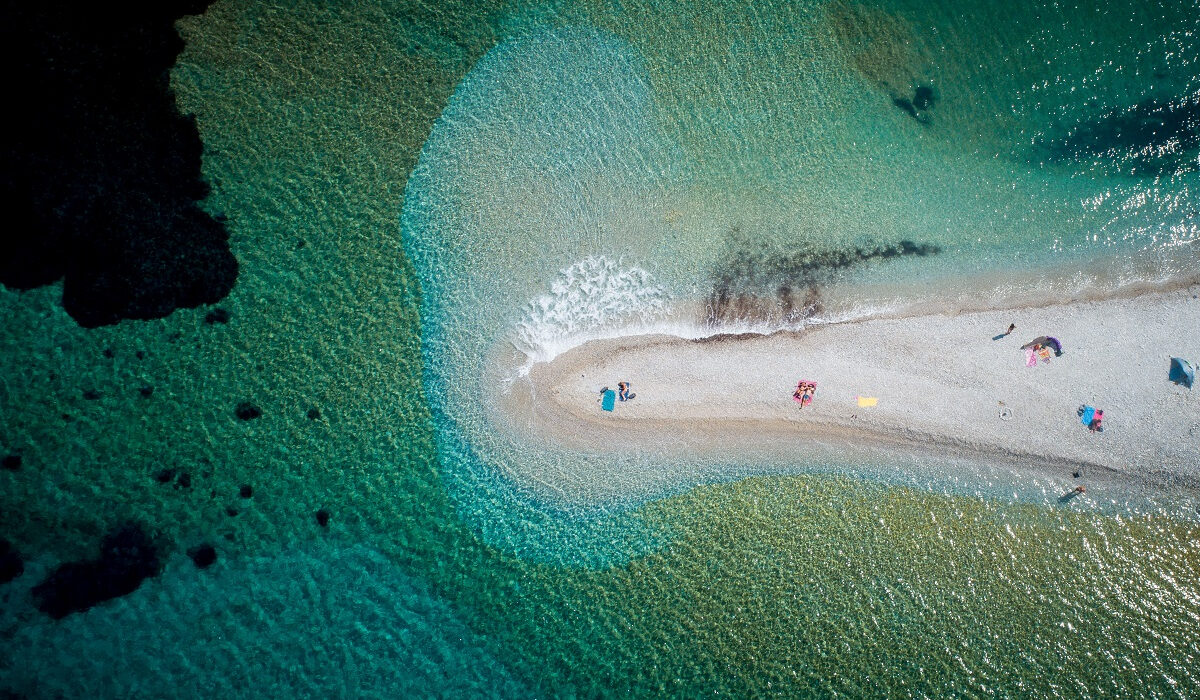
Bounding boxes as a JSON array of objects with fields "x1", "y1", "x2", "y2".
[
  {"x1": 793, "y1": 382, "x2": 816, "y2": 408},
  {"x1": 617, "y1": 381, "x2": 633, "y2": 401},
  {"x1": 1089, "y1": 410, "x2": 1104, "y2": 433}
]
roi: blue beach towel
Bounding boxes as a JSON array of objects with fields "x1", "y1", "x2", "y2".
[
  {"x1": 1080, "y1": 406, "x2": 1095, "y2": 426},
  {"x1": 602, "y1": 389, "x2": 616, "y2": 412}
]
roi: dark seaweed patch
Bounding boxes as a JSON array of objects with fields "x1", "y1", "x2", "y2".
[
  {"x1": 705, "y1": 235, "x2": 940, "y2": 326},
  {"x1": 1040, "y1": 94, "x2": 1200, "y2": 176},
  {"x1": 32, "y1": 524, "x2": 161, "y2": 618}
]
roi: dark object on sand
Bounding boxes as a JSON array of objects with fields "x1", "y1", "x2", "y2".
[
  {"x1": 315, "y1": 509, "x2": 331, "y2": 527},
  {"x1": 32, "y1": 523, "x2": 162, "y2": 618},
  {"x1": 1022, "y1": 336, "x2": 1063, "y2": 356},
  {"x1": 1169, "y1": 357, "x2": 1194, "y2": 388},
  {"x1": 235, "y1": 402, "x2": 262, "y2": 420},
  {"x1": 0, "y1": 539, "x2": 24, "y2": 583},
  {"x1": 187, "y1": 543, "x2": 217, "y2": 569}
]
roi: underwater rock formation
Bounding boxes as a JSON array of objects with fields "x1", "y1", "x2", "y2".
[
  {"x1": 0, "y1": 2, "x2": 237, "y2": 327},
  {"x1": 187, "y1": 544, "x2": 217, "y2": 569},
  {"x1": 0, "y1": 539, "x2": 24, "y2": 584},
  {"x1": 1039, "y1": 93, "x2": 1200, "y2": 177},
  {"x1": 706, "y1": 236, "x2": 941, "y2": 326},
  {"x1": 32, "y1": 524, "x2": 162, "y2": 618}
]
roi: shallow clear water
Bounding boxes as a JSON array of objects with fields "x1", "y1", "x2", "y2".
[{"x1": 2, "y1": 0, "x2": 1199, "y2": 696}]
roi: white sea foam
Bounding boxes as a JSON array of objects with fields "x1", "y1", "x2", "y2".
[{"x1": 511, "y1": 256, "x2": 674, "y2": 372}]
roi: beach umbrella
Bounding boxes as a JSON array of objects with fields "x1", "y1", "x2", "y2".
[
  {"x1": 1021, "y1": 335, "x2": 1063, "y2": 356},
  {"x1": 1169, "y1": 357, "x2": 1194, "y2": 388}
]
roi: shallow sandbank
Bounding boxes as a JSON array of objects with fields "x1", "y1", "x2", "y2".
[{"x1": 503, "y1": 287, "x2": 1200, "y2": 499}]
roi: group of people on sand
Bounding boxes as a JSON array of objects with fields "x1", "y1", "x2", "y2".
[{"x1": 1005, "y1": 323, "x2": 1104, "y2": 434}]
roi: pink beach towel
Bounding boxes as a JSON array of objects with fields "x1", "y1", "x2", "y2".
[
  {"x1": 793, "y1": 380, "x2": 817, "y2": 404},
  {"x1": 1024, "y1": 348, "x2": 1037, "y2": 367}
]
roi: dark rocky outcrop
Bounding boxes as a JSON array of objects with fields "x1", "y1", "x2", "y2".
[
  {"x1": 204, "y1": 308, "x2": 230, "y2": 324},
  {"x1": 32, "y1": 524, "x2": 162, "y2": 618},
  {"x1": 187, "y1": 543, "x2": 217, "y2": 569},
  {"x1": 235, "y1": 402, "x2": 262, "y2": 420},
  {"x1": 912, "y1": 85, "x2": 935, "y2": 111},
  {"x1": 0, "y1": 539, "x2": 24, "y2": 584},
  {"x1": 0, "y1": 3, "x2": 237, "y2": 327},
  {"x1": 893, "y1": 85, "x2": 936, "y2": 124}
]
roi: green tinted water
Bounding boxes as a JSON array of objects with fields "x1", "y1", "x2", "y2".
[{"x1": 1, "y1": 0, "x2": 1198, "y2": 695}]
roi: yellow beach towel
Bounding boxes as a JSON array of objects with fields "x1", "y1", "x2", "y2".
[{"x1": 856, "y1": 396, "x2": 878, "y2": 407}]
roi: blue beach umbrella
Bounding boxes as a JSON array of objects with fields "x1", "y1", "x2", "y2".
[{"x1": 1169, "y1": 357, "x2": 1194, "y2": 388}]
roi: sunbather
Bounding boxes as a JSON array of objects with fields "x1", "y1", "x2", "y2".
[{"x1": 1089, "y1": 410, "x2": 1104, "y2": 433}]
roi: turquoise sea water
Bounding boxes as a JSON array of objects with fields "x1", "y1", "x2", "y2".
[{"x1": 2, "y1": 0, "x2": 1200, "y2": 695}]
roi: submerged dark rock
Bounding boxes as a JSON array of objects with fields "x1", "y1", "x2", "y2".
[
  {"x1": 153, "y1": 467, "x2": 177, "y2": 484},
  {"x1": 0, "y1": 539, "x2": 24, "y2": 584},
  {"x1": 139, "y1": 384, "x2": 155, "y2": 397},
  {"x1": 912, "y1": 85, "x2": 935, "y2": 111},
  {"x1": 239, "y1": 484, "x2": 253, "y2": 498},
  {"x1": 204, "y1": 307, "x2": 230, "y2": 324},
  {"x1": 892, "y1": 96, "x2": 918, "y2": 119},
  {"x1": 187, "y1": 543, "x2": 217, "y2": 569},
  {"x1": 705, "y1": 235, "x2": 942, "y2": 326},
  {"x1": 82, "y1": 389, "x2": 102, "y2": 401},
  {"x1": 235, "y1": 402, "x2": 262, "y2": 420},
  {"x1": 2, "y1": 454, "x2": 21, "y2": 471},
  {"x1": 32, "y1": 523, "x2": 162, "y2": 618},
  {"x1": 0, "y1": 3, "x2": 237, "y2": 327},
  {"x1": 1040, "y1": 94, "x2": 1200, "y2": 176},
  {"x1": 306, "y1": 407, "x2": 321, "y2": 421},
  {"x1": 893, "y1": 85, "x2": 935, "y2": 124},
  {"x1": 315, "y1": 509, "x2": 331, "y2": 528}
]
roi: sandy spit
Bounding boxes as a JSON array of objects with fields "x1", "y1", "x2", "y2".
[{"x1": 500, "y1": 286, "x2": 1200, "y2": 499}]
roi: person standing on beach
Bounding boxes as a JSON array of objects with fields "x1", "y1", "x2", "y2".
[{"x1": 1005, "y1": 323, "x2": 1016, "y2": 335}]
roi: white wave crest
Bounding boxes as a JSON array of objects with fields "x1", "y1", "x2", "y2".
[{"x1": 512, "y1": 256, "x2": 673, "y2": 372}]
